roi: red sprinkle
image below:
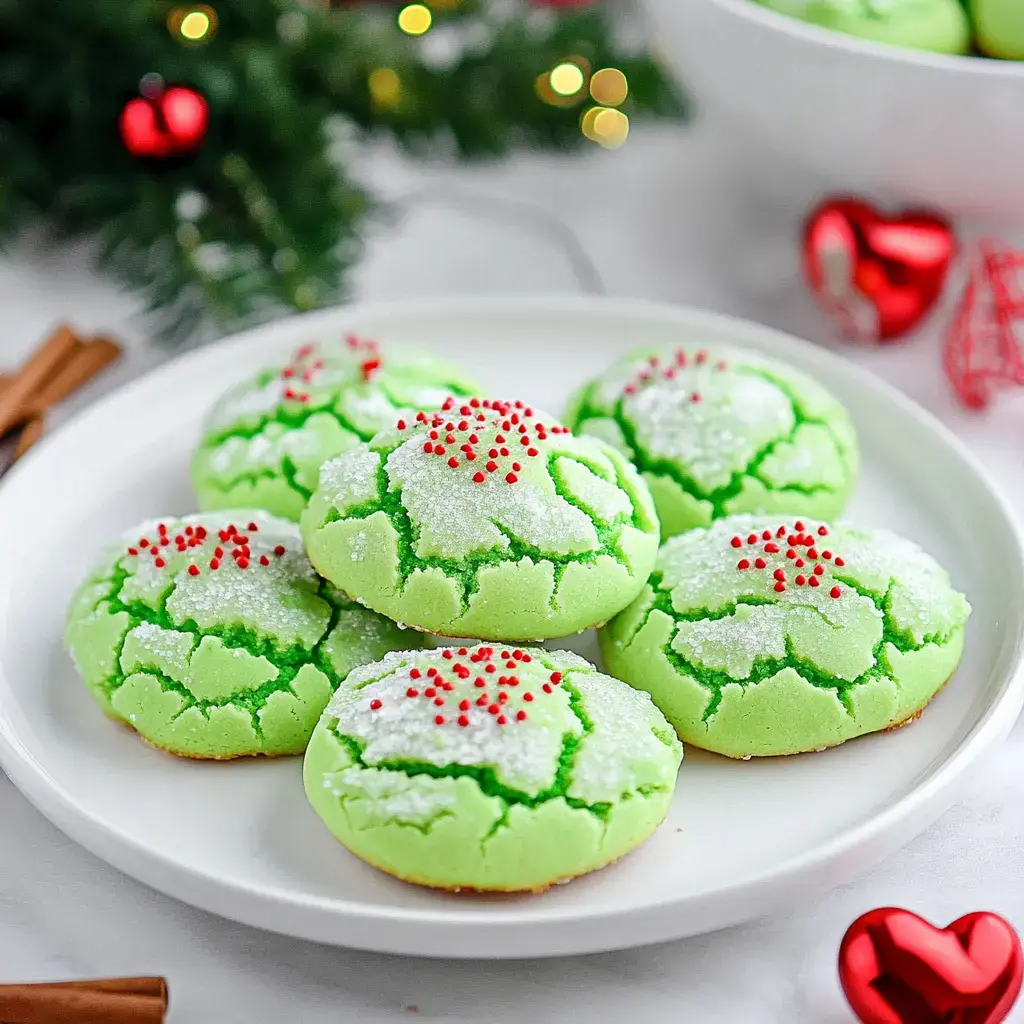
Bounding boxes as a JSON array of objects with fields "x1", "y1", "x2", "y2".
[
  {"x1": 506, "y1": 473, "x2": 518, "y2": 484},
  {"x1": 809, "y1": 577, "x2": 820, "y2": 588},
  {"x1": 830, "y1": 586, "x2": 842, "y2": 599},
  {"x1": 154, "y1": 557, "x2": 166, "y2": 568},
  {"x1": 458, "y1": 715, "x2": 470, "y2": 727},
  {"x1": 188, "y1": 564, "x2": 200, "y2": 576},
  {"x1": 370, "y1": 699, "x2": 382, "y2": 710},
  {"x1": 523, "y1": 692, "x2": 534, "y2": 702},
  {"x1": 814, "y1": 564, "x2": 825, "y2": 576},
  {"x1": 435, "y1": 715, "x2": 445, "y2": 725},
  {"x1": 834, "y1": 557, "x2": 845, "y2": 567},
  {"x1": 516, "y1": 710, "x2": 527, "y2": 721},
  {"x1": 795, "y1": 574, "x2": 807, "y2": 586},
  {"x1": 737, "y1": 559, "x2": 750, "y2": 570},
  {"x1": 542, "y1": 683, "x2": 553, "y2": 694},
  {"x1": 209, "y1": 558, "x2": 220, "y2": 570},
  {"x1": 274, "y1": 545, "x2": 286, "y2": 557},
  {"x1": 731, "y1": 537, "x2": 743, "y2": 548},
  {"x1": 818, "y1": 526, "x2": 828, "y2": 536},
  {"x1": 406, "y1": 687, "x2": 419, "y2": 698},
  {"x1": 260, "y1": 555, "x2": 270, "y2": 566},
  {"x1": 410, "y1": 669, "x2": 422, "y2": 679},
  {"x1": 773, "y1": 569, "x2": 786, "y2": 582},
  {"x1": 775, "y1": 582, "x2": 786, "y2": 592},
  {"x1": 754, "y1": 557, "x2": 767, "y2": 569},
  {"x1": 550, "y1": 672, "x2": 562, "y2": 684}
]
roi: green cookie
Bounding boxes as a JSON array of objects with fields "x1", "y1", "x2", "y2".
[
  {"x1": 972, "y1": 0, "x2": 1024, "y2": 59},
  {"x1": 601, "y1": 514, "x2": 970, "y2": 758},
  {"x1": 193, "y1": 335, "x2": 478, "y2": 521},
  {"x1": 301, "y1": 397, "x2": 661, "y2": 641},
  {"x1": 566, "y1": 345, "x2": 858, "y2": 540},
  {"x1": 66, "y1": 510, "x2": 425, "y2": 760},
  {"x1": 303, "y1": 645, "x2": 682, "y2": 892},
  {"x1": 754, "y1": 0, "x2": 970, "y2": 54}
]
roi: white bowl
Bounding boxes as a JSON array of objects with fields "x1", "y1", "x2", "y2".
[{"x1": 643, "y1": 0, "x2": 1024, "y2": 218}]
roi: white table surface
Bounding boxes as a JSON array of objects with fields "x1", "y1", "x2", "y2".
[{"x1": 3, "y1": 118, "x2": 1024, "y2": 1023}]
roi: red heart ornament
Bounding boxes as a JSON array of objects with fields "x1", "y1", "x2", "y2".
[
  {"x1": 803, "y1": 198, "x2": 955, "y2": 343},
  {"x1": 119, "y1": 86, "x2": 208, "y2": 159},
  {"x1": 839, "y1": 908, "x2": 1023, "y2": 1024}
]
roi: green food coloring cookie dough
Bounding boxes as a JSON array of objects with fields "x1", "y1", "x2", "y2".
[
  {"x1": 754, "y1": 0, "x2": 970, "y2": 54},
  {"x1": 566, "y1": 345, "x2": 858, "y2": 540},
  {"x1": 601, "y1": 514, "x2": 970, "y2": 758},
  {"x1": 303, "y1": 645, "x2": 682, "y2": 892},
  {"x1": 192, "y1": 334, "x2": 479, "y2": 521},
  {"x1": 301, "y1": 397, "x2": 661, "y2": 641},
  {"x1": 972, "y1": 0, "x2": 1024, "y2": 59},
  {"x1": 66, "y1": 511, "x2": 425, "y2": 760}
]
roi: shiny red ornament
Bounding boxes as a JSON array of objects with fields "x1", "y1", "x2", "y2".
[
  {"x1": 119, "y1": 85, "x2": 208, "y2": 159},
  {"x1": 803, "y1": 198, "x2": 955, "y2": 343},
  {"x1": 945, "y1": 240, "x2": 1024, "y2": 410},
  {"x1": 839, "y1": 907, "x2": 1023, "y2": 1024}
]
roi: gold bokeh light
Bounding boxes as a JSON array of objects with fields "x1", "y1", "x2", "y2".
[
  {"x1": 582, "y1": 106, "x2": 630, "y2": 149},
  {"x1": 398, "y1": 4, "x2": 432, "y2": 35},
  {"x1": 168, "y1": 5, "x2": 217, "y2": 44},
  {"x1": 549, "y1": 62, "x2": 584, "y2": 98},
  {"x1": 368, "y1": 67, "x2": 402, "y2": 110},
  {"x1": 590, "y1": 68, "x2": 628, "y2": 107}
]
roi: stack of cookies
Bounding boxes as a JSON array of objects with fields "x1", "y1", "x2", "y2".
[{"x1": 65, "y1": 334, "x2": 970, "y2": 893}]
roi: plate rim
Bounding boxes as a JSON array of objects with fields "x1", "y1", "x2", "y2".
[{"x1": 1, "y1": 293, "x2": 1022, "y2": 956}]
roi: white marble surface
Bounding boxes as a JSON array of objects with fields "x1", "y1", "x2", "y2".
[{"x1": 3, "y1": 118, "x2": 1024, "y2": 1022}]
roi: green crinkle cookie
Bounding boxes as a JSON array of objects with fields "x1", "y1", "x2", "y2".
[
  {"x1": 65, "y1": 510, "x2": 426, "y2": 760},
  {"x1": 566, "y1": 344, "x2": 859, "y2": 540},
  {"x1": 303, "y1": 645, "x2": 682, "y2": 892},
  {"x1": 600, "y1": 514, "x2": 971, "y2": 758},
  {"x1": 192, "y1": 335, "x2": 479, "y2": 521},
  {"x1": 300, "y1": 397, "x2": 661, "y2": 641},
  {"x1": 754, "y1": 0, "x2": 970, "y2": 54}
]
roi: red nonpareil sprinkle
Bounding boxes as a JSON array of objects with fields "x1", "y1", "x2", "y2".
[
  {"x1": 794, "y1": 520, "x2": 805, "y2": 531},
  {"x1": 500, "y1": 448, "x2": 510, "y2": 457},
  {"x1": 434, "y1": 697, "x2": 445, "y2": 707},
  {"x1": 543, "y1": 683, "x2": 553, "y2": 694},
  {"x1": 506, "y1": 473, "x2": 518, "y2": 484},
  {"x1": 754, "y1": 557, "x2": 767, "y2": 569},
  {"x1": 737, "y1": 559, "x2": 750, "y2": 570},
  {"x1": 459, "y1": 699, "x2": 471, "y2": 711},
  {"x1": 160, "y1": 536, "x2": 170, "y2": 546},
  {"x1": 814, "y1": 564, "x2": 825, "y2": 576},
  {"x1": 809, "y1": 577, "x2": 820, "y2": 588},
  {"x1": 188, "y1": 564, "x2": 200, "y2": 576},
  {"x1": 410, "y1": 668, "x2": 422, "y2": 679},
  {"x1": 442, "y1": 650, "x2": 454, "y2": 660},
  {"x1": 498, "y1": 692, "x2": 509, "y2": 705},
  {"x1": 748, "y1": 534, "x2": 758, "y2": 545},
  {"x1": 260, "y1": 555, "x2": 270, "y2": 566},
  {"x1": 424, "y1": 688, "x2": 436, "y2": 699},
  {"x1": 476, "y1": 695, "x2": 489, "y2": 706},
  {"x1": 427, "y1": 667, "x2": 438, "y2": 677},
  {"x1": 696, "y1": 350, "x2": 708, "y2": 364},
  {"x1": 209, "y1": 558, "x2": 220, "y2": 570},
  {"x1": 370, "y1": 699, "x2": 383, "y2": 710},
  {"x1": 248, "y1": 522, "x2": 259, "y2": 532},
  {"x1": 154, "y1": 557, "x2": 166, "y2": 568},
  {"x1": 807, "y1": 547, "x2": 818, "y2": 559},
  {"x1": 690, "y1": 393, "x2": 702, "y2": 403},
  {"x1": 775, "y1": 582, "x2": 786, "y2": 592},
  {"x1": 236, "y1": 557, "x2": 249, "y2": 569},
  {"x1": 496, "y1": 715, "x2": 508, "y2": 725},
  {"x1": 527, "y1": 447, "x2": 539, "y2": 457},
  {"x1": 786, "y1": 548, "x2": 797, "y2": 559},
  {"x1": 795, "y1": 558, "x2": 806, "y2": 568},
  {"x1": 796, "y1": 575, "x2": 807, "y2": 586},
  {"x1": 158, "y1": 523, "x2": 168, "y2": 534},
  {"x1": 473, "y1": 472, "x2": 486, "y2": 483},
  {"x1": 274, "y1": 545, "x2": 286, "y2": 557},
  {"x1": 407, "y1": 687, "x2": 419, "y2": 698},
  {"x1": 397, "y1": 419, "x2": 407, "y2": 430},
  {"x1": 488, "y1": 704, "x2": 500, "y2": 715},
  {"x1": 764, "y1": 542, "x2": 780, "y2": 554},
  {"x1": 516, "y1": 710, "x2": 527, "y2": 722},
  {"x1": 459, "y1": 648, "x2": 468, "y2": 655},
  {"x1": 818, "y1": 526, "x2": 828, "y2": 536},
  {"x1": 475, "y1": 678, "x2": 486, "y2": 688},
  {"x1": 435, "y1": 715, "x2": 445, "y2": 725},
  {"x1": 550, "y1": 672, "x2": 562, "y2": 684},
  {"x1": 458, "y1": 715, "x2": 470, "y2": 727},
  {"x1": 830, "y1": 587, "x2": 842, "y2": 599},
  {"x1": 822, "y1": 551, "x2": 832, "y2": 560},
  {"x1": 773, "y1": 568, "x2": 786, "y2": 582},
  {"x1": 128, "y1": 547, "x2": 138, "y2": 556},
  {"x1": 731, "y1": 537, "x2": 743, "y2": 548},
  {"x1": 762, "y1": 530, "x2": 772, "y2": 541},
  {"x1": 140, "y1": 539, "x2": 150, "y2": 548},
  {"x1": 834, "y1": 557, "x2": 845, "y2": 567},
  {"x1": 523, "y1": 692, "x2": 534, "y2": 702}
]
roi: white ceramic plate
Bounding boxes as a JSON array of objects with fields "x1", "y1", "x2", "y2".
[{"x1": 0, "y1": 297, "x2": 1021, "y2": 958}]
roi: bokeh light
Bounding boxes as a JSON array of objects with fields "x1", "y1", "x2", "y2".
[
  {"x1": 398, "y1": 4, "x2": 432, "y2": 35},
  {"x1": 589, "y1": 68, "x2": 628, "y2": 107},
  {"x1": 582, "y1": 106, "x2": 630, "y2": 149},
  {"x1": 549, "y1": 62, "x2": 585, "y2": 98},
  {"x1": 168, "y1": 6, "x2": 217, "y2": 44},
  {"x1": 368, "y1": 68, "x2": 402, "y2": 110}
]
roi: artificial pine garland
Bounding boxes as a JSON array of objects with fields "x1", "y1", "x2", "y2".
[{"x1": 0, "y1": 0, "x2": 685, "y2": 342}]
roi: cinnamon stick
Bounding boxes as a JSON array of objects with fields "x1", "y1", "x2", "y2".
[
  {"x1": 23, "y1": 336, "x2": 121, "y2": 416},
  {"x1": 0, "y1": 324, "x2": 79, "y2": 436},
  {"x1": 0, "y1": 976, "x2": 168, "y2": 1023},
  {"x1": 14, "y1": 415, "x2": 45, "y2": 459}
]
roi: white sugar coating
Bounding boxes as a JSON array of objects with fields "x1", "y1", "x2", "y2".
[
  {"x1": 655, "y1": 515, "x2": 971, "y2": 681},
  {"x1": 327, "y1": 647, "x2": 682, "y2": 802},
  {"x1": 120, "y1": 622, "x2": 196, "y2": 682},
  {"x1": 112, "y1": 511, "x2": 333, "y2": 650},
  {"x1": 317, "y1": 447, "x2": 382, "y2": 514},
  {"x1": 386, "y1": 432, "x2": 600, "y2": 560},
  {"x1": 578, "y1": 345, "x2": 854, "y2": 493},
  {"x1": 567, "y1": 670, "x2": 680, "y2": 806},
  {"x1": 205, "y1": 375, "x2": 284, "y2": 433},
  {"x1": 325, "y1": 765, "x2": 459, "y2": 827},
  {"x1": 552, "y1": 457, "x2": 634, "y2": 524},
  {"x1": 627, "y1": 370, "x2": 792, "y2": 492}
]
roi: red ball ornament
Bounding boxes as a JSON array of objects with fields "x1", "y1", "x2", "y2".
[
  {"x1": 119, "y1": 84, "x2": 208, "y2": 159},
  {"x1": 839, "y1": 907, "x2": 1023, "y2": 1024},
  {"x1": 803, "y1": 198, "x2": 955, "y2": 343}
]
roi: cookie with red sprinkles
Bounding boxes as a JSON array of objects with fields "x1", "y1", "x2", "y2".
[
  {"x1": 300, "y1": 397, "x2": 660, "y2": 641},
  {"x1": 601, "y1": 515, "x2": 971, "y2": 758},
  {"x1": 65, "y1": 510, "x2": 426, "y2": 759},
  {"x1": 303, "y1": 645, "x2": 681, "y2": 892},
  {"x1": 192, "y1": 334, "x2": 478, "y2": 521},
  {"x1": 566, "y1": 345, "x2": 858, "y2": 539}
]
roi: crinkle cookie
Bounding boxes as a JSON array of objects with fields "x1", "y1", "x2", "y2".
[
  {"x1": 193, "y1": 334, "x2": 478, "y2": 520},
  {"x1": 601, "y1": 515, "x2": 970, "y2": 758},
  {"x1": 301, "y1": 397, "x2": 660, "y2": 641},
  {"x1": 754, "y1": 0, "x2": 970, "y2": 55},
  {"x1": 66, "y1": 511, "x2": 425, "y2": 759},
  {"x1": 303, "y1": 645, "x2": 682, "y2": 892},
  {"x1": 566, "y1": 345, "x2": 858, "y2": 539}
]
